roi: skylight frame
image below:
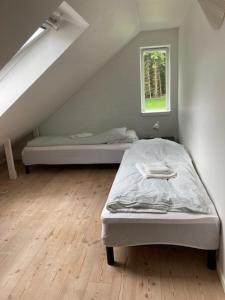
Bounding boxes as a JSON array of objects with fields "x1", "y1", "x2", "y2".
[
  {"x1": 20, "y1": 27, "x2": 46, "y2": 52},
  {"x1": 0, "y1": 27, "x2": 47, "y2": 82}
]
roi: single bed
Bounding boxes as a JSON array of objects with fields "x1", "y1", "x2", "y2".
[
  {"x1": 101, "y1": 139, "x2": 220, "y2": 269},
  {"x1": 22, "y1": 128, "x2": 138, "y2": 172},
  {"x1": 22, "y1": 143, "x2": 131, "y2": 169}
]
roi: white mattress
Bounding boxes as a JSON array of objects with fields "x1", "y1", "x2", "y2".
[
  {"x1": 22, "y1": 144, "x2": 131, "y2": 165},
  {"x1": 101, "y1": 206, "x2": 220, "y2": 250},
  {"x1": 101, "y1": 140, "x2": 220, "y2": 250}
]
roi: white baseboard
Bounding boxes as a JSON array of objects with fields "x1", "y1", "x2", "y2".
[{"x1": 217, "y1": 264, "x2": 225, "y2": 293}]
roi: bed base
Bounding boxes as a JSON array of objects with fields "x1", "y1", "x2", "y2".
[
  {"x1": 25, "y1": 166, "x2": 30, "y2": 174},
  {"x1": 106, "y1": 247, "x2": 114, "y2": 265},
  {"x1": 207, "y1": 250, "x2": 217, "y2": 270},
  {"x1": 106, "y1": 247, "x2": 216, "y2": 270}
]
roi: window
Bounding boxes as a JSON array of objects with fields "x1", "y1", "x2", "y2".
[
  {"x1": 0, "y1": 27, "x2": 46, "y2": 82},
  {"x1": 140, "y1": 46, "x2": 170, "y2": 114},
  {"x1": 0, "y1": 2, "x2": 89, "y2": 117},
  {"x1": 20, "y1": 27, "x2": 46, "y2": 51}
]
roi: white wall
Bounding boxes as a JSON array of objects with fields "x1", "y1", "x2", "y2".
[
  {"x1": 41, "y1": 29, "x2": 179, "y2": 138},
  {"x1": 179, "y1": 1, "x2": 225, "y2": 282},
  {"x1": 137, "y1": 0, "x2": 194, "y2": 31}
]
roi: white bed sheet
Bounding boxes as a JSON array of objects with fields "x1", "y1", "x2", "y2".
[
  {"x1": 106, "y1": 139, "x2": 212, "y2": 214},
  {"x1": 101, "y1": 140, "x2": 220, "y2": 250},
  {"x1": 22, "y1": 144, "x2": 131, "y2": 165}
]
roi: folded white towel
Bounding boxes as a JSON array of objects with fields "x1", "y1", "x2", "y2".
[
  {"x1": 136, "y1": 163, "x2": 177, "y2": 179},
  {"x1": 142, "y1": 162, "x2": 171, "y2": 175}
]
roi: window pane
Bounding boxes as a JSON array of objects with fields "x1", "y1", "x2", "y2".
[
  {"x1": 142, "y1": 48, "x2": 169, "y2": 113},
  {"x1": 0, "y1": 27, "x2": 46, "y2": 81},
  {"x1": 21, "y1": 27, "x2": 45, "y2": 50}
]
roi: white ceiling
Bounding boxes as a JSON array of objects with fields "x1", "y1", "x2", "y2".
[{"x1": 0, "y1": 0, "x2": 195, "y2": 145}]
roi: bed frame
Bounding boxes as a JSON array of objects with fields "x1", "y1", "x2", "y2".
[
  {"x1": 102, "y1": 203, "x2": 220, "y2": 271},
  {"x1": 25, "y1": 166, "x2": 30, "y2": 174},
  {"x1": 105, "y1": 247, "x2": 217, "y2": 270},
  {"x1": 22, "y1": 143, "x2": 132, "y2": 173},
  {"x1": 101, "y1": 140, "x2": 220, "y2": 271}
]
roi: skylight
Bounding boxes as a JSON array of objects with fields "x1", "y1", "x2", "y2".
[
  {"x1": 0, "y1": 1, "x2": 89, "y2": 117},
  {"x1": 0, "y1": 27, "x2": 46, "y2": 82},
  {"x1": 20, "y1": 27, "x2": 46, "y2": 51}
]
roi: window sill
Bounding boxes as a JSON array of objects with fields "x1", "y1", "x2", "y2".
[{"x1": 140, "y1": 110, "x2": 171, "y2": 117}]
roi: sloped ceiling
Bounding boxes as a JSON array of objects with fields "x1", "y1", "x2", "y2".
[{"x1": 0, "y1": 0, "x2": 194, "y2": 145}]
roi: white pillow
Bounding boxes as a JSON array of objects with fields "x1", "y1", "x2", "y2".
[{"x1": 107, "y1": 129, "x2": 139, "y2": 144}]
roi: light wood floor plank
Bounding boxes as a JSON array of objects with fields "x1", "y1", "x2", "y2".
[{"x1": 0, "y1": 163, "x2": 224, "y2": 300}]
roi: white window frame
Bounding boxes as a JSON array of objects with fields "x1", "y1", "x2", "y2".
[
  {"x1": 0, "y1": 27, "x2": 47, "y2": 82},
  {"x1": 140, "y1": 45, "x2": 171, "y2": 115}
]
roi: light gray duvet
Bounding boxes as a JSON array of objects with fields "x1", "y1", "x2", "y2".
[
  {"x1": 27, "y1": 128, "x2": 138, "y2": 147},
  {"x1": 106, "y1": 139, "x2": 211, "y2": 214}
]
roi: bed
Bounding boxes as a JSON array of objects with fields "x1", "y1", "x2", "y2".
[
  {"x1": 101, "y1": 139, "x2": 220, "y2": 269},
  {"x1": 22, "y1": 128, "x2": 138, "y2": 172}
]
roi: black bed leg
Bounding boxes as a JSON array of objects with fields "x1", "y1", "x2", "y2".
[
  {"x1": 106, "y1": 247, "x2": 114, "y2": 266},
  {"x1": 207, "y1": 250, "x2": 217, "y2": 270},
  {"x1": 25, "y1": 166, "x2": 30, "y2": 174}
]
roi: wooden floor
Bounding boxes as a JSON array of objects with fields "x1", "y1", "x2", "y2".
[{"x1": 0, "y1": 163, "x2": 224, "y2": 300}]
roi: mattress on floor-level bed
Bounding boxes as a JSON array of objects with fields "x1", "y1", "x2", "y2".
[
  {"x1": 22, "y1": 143, "x2": 132, "y2": 165},
  {"x1": 101, "y1": 139, "x2": 220, "y2": 250}
]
